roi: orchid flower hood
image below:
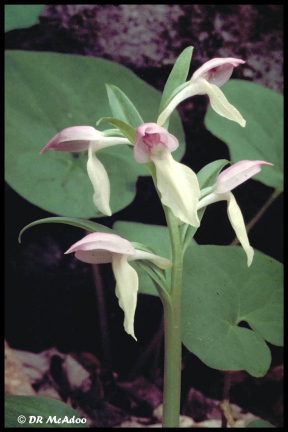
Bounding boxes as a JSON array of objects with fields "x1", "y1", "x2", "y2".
[
  {"x1": 40, "y1": 126, "x2": 130, "y2": 216},
  {"x1": 197, "y1": 160, "x2": 274, "y2": 266},
  {"x1": 157, "y1": 57, "x2": 246, "y2": 127},
  {"x1": 65, "y1": 232, "x2": 173, "y2": 340},
  {"x1": 134, "y1": 123, "x2": 200, "y2": 227}
]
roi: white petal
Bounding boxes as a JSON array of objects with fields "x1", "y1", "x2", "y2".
[
  {"x1": 112, "y1": 254, "x2": 138, "y2": 340},
  {"x1": 87, "y1": 144, "x2": 112, "y2": 216},
  {"x1": 131, "y1": 250, "x2": 173, "y2": 269},
  {"x1": 225, "y1": 192, "x2": 254, "y2": 267},
  {"x1": 153, "y1": 153, "x2": 200, "y2": 227},
  {"x1": 197, "y1": 191, "x2": 254, "y2": 266},
  {"x1": 199, "y1": 79, "x2": 246, "y2": 127}
]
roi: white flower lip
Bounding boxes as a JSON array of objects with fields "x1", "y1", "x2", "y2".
[
  {"x1": 153, "y1": 153, "x2": 200, "y2": 227},
  {"x1": 195, "y1": 78, "x2": 246, "y2": 127},
  {"x1": 134, "y1": 123, "x2": 200, "y2": 227}
]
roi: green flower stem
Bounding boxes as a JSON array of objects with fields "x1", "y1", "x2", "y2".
[
  {"x1": 147, "y1": 162, "x2": 184, "y2": 427},
  {"x1": 161, "y1": 206, "x2": 183, "y2": 427}
]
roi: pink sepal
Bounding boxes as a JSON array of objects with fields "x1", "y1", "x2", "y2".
[
  {"x1": 192, "y1": 58, "x2": 245, "y2": 88},
  {"x1": 215, "y1": 160, "x2": 274, "y2": 193},
  {"x1": 40, "y1": 126, "x2": 101, "y2": 154}
]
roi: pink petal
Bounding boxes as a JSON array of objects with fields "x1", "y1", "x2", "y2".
[
  {"x1": 134, "y1": 122, "x2": 179, "y2": 163},
  {"x1": 64, "y1": 232, "x2": 136, "y2": 264},
  {"x1": 65, "y1": 232, "x2": 136, "y2": 254},
  {"x1": 192, "y1": 58, "x2": 245, "y2": 88},
  {"x1": 215, "y1": 160, "x2": 274, "y2": 193},
  {"x1": 40, "y1": 126, "x2": 101, "y2": 154}
]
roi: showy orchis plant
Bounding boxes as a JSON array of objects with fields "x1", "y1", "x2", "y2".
[{"x1": 19, "y1": 48, "x2": 276, "y2": 428}]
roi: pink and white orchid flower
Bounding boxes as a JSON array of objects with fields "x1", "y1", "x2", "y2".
[
  {"x1": 134, "y1": 123, "x2": 200, "y2": 227},
  {"x1": 40, "y1": 126, "x2": 131, "y2": 216},
  {"x1": 157, "y1": 57, "x2": 246, "y2": 127},
  {"x1": 197, "y1": 160, "x2": 274, "y2": 266},
  {"x1": 65, "y1": 232, "x2": 173, "y2": 340}
]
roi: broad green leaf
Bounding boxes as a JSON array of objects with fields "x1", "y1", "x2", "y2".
[
  {"x1": 159, "y1": 46, "x2": 193, "y2": 115},
  {"x1": 97, "y1": 117, "x2": 136, "y2": 144},
  {"x1": 5, "y1": 5, "x2": 45, "y2": 32},
  {"x1": 114, "y1": 222, "x2": 283, "y2": 376},
  {"x1": 105, "y1": 84, "x2": 144, "y2": 128},
  {"x1": 19, "y1": 216, "x2": 116, "y2": 243},
  {"x1": 182, "y1": 244, "x2": 283, "y2": 377},
  {"x1": 205, "y1": 80, "x2": 283, "y2": 191},
  {"x1": 5, "y1": 395, "x2": 88, "y2": 428},
  {"x1": 5, "y1": 51, "x2": 185, "y2": 217},
  {"x1": 246, "y1": 419, "x2": 275, "y2": 428}
]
